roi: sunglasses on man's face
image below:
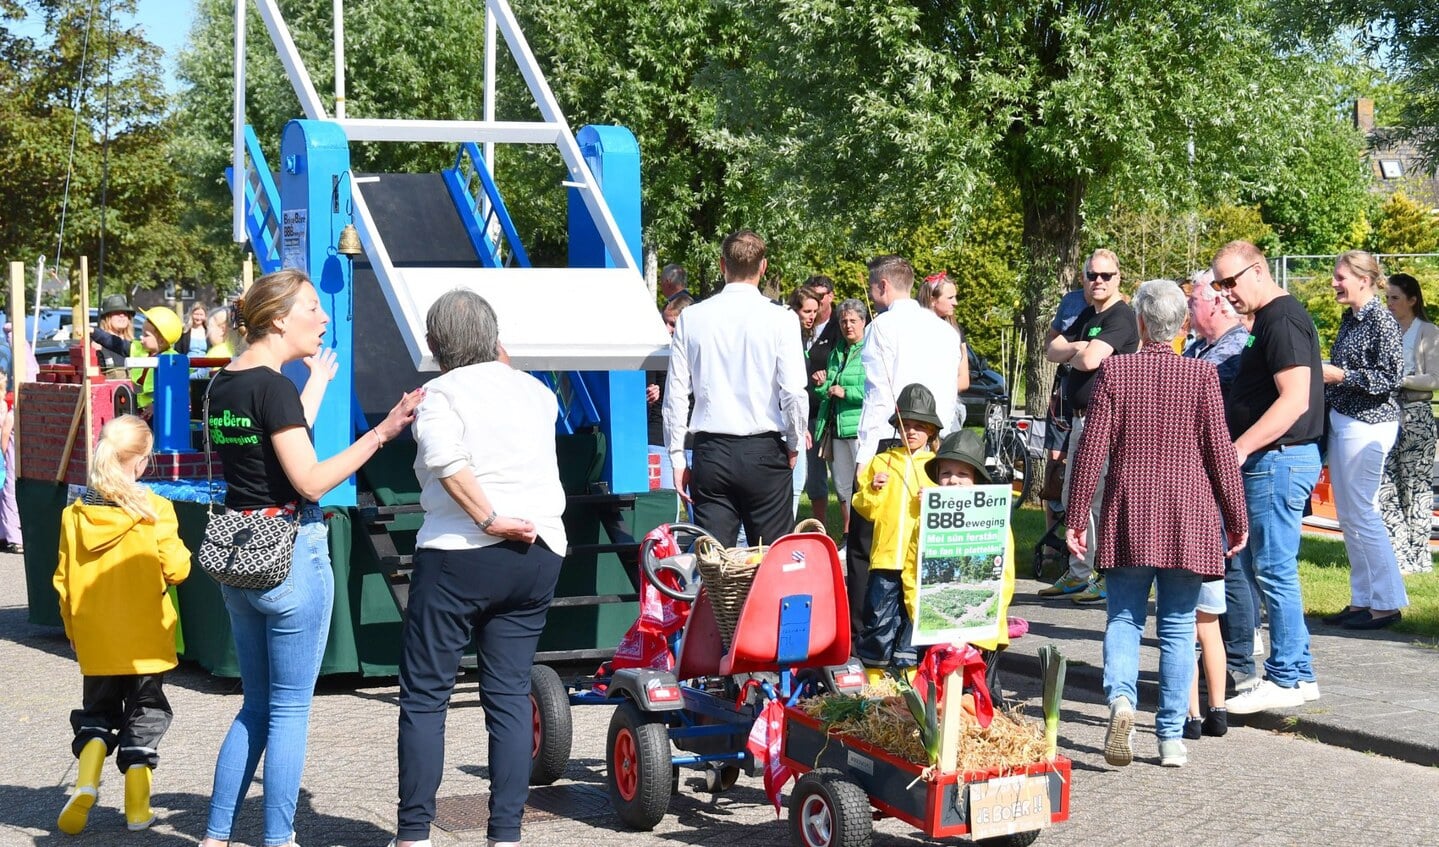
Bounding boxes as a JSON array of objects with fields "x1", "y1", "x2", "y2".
[
  {"x1": 1085, "y1": 271, "x2": 1117, "y2": 282},
  {"x1": 1210, "y1": 262, "x2": 1260, "y2": 292}
]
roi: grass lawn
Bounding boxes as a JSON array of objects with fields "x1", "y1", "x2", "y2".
[
  {"x1": 802, "y1": 494, "x2": 1439, "y2": 642},
  {"x1": 1008, "y1": 505, "x2": 1439, "y2": 642}
]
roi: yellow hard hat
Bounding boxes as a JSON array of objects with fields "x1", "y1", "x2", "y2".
[{"x1": 141, "y1": 306, "x2": 184, "y2": 347}]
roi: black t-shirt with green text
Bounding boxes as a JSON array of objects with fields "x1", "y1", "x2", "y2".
[
  {"x1": 1225, "y1": 294, "x2": 1324, "y2": 447},
  {"x1": 1063, "y1": 301, "x2": 1140, "y2": 411},
  {"x1": 207, "y1": 366, "x2": 309, "y2": 509}
]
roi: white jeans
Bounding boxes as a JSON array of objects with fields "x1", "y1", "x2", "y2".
[{"x1": 1327, "y1": 410, "x2": 1408, "y2": 611}]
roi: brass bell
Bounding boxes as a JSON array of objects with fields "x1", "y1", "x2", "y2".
[{"x1": 336, "y1": 223, "x2": 364, "y2": 256}]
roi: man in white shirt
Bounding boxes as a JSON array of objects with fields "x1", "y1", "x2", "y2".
[
  {"x1": 845, "y1": 254, "x2": 961, "y2": 634},
  {"x1": 663, "y1": 230, "x2": 809, "y2": 547}
]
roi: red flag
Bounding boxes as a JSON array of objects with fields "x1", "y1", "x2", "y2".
[
  {"x1": 607, "y1": 525, "x2": 693, "y2": 673},
  {"x1": 745, "y1": 698, "x2": 793, "y2": 813}
]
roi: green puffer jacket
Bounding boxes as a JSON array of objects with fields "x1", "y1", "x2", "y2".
[{"x1": 815, "y1": 339, "x2": 866, "y2": 441}]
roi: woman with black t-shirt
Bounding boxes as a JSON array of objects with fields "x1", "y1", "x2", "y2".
[{"x1": 198, "y1": 269, "x2": 423, "y2": 847}]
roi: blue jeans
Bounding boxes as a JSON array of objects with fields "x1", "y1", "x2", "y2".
[
  {"x1": 1236, "y1": 444, "x2": 1319, "y2": 688},
  {"x1": 205, "y1": 507, "x2": 333, "y2": 847},
  {"x1": 1103, "y1": 566, "x2": 1201, "y2": 740}
]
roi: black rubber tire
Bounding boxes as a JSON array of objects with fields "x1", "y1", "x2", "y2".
[
  {"x1": 529, "y1": 665, "x2": 572, "y2": 786},
  {"x1": 972, "y1": 830, "x2": 1042, "y2": 847},
  {"x1": 606, "y1": 700, "x2": 672, "y2": 830},
  {"x1": 996, "y1": 430, "x2": 1034, "y2": 511},
  {"x1": 788, "y1": 769, "x2": 873, "y2": 847}
]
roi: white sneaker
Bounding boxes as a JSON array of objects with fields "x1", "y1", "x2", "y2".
[
  {"x1": 1226, "y1": 679, "x2": 1304, "y2": 714},
  {"x1": 1104, "y1": 696, "x2": 1135, "y2": 767},
  {"x1": 1158, "y1": 738, "x2": 1187, "y2": 767},
  {"x1": 1232, "y1": 673, "x2": 1263, "y2": 695},
  {"x1": 1298, "y1": 680, "x2": 1320, "y2": 702}
]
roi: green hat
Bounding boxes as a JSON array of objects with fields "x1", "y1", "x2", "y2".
[
  {"x1": 888, "y1": 383, "x2": 943, "y2": 430},
  {"x1": 99, "y1": 294, "x2": 134, "y2": 317},
  {"x1": 926, "y1": 429, "x2": 992, "y2": 484}
]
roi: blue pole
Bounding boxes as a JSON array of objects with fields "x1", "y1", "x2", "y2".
[
  {"x1": 278, "y1": 119, "x2": 356, "y2": 506},
  {"x1": 153, "y1": 352, "x2": 190, "y2": 453}
]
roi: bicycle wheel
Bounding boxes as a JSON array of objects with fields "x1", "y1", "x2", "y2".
[{"x1": 995, "y1": 429, "x2": 1034, "y2": 511}]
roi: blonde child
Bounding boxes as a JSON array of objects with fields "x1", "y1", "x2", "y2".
[
  {"x1": 852, "y1": 383, "x2": 942, "y2": 678},
  {"x1": 53, "y1": 415, "x2": 191, "y2": 834},
  {"x1": 925, "y1": 429, "x2": 1017, "y2": 695}
]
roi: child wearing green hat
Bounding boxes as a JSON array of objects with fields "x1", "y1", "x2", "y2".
[
  {"x1": 925, "y1": 430, "x2": 1016, "y2": 675},
  {"x1": 852, "y1": 383, "x2": 942, "y2": 679}
]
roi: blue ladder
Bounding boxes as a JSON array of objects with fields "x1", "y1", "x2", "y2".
[
  {"x1": 223, "y1": 125, "x2": 283, "y2": 273},
  {"x1": 441, "y1": 142, "x2": 532, "y2": 269}
]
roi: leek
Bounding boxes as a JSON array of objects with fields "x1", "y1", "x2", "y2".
[
  {"x1": 894, "y1": 670, "x2": 941, "y2": 765},
  {"x1": 1037, "y1": 644, "x2": 1067, "y2": 759}
]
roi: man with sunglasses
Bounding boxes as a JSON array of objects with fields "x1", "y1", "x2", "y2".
[
  {"x1": 1042, "y1": 249, "x2": 1140, "y2": 603},
  {"x1": 1210, "y1": 241, "x2": 1324, "y2": 715}
]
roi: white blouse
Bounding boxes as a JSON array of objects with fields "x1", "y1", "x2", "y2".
[{"x1": 412, "y1": 362, "x2": 568, "y2": 554}]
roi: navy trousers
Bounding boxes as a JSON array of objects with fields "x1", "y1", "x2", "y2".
[{"x1": 396, "y1": 540, "x2": 562, "y2": 843}]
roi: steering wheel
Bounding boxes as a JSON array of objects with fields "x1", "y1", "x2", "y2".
[{"x1": 639, "y1": 522, "x2": 714, "y2": 602}]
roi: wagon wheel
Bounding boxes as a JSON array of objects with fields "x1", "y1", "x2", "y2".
[
  {"x1": 606, "y1": 700, "x2": 672, "y2": 830},
  {"x1": 972, "y1": 830, "x2": 1042, "y2": 847},
  {"x1": 529, "y1": 665, "x2": 572, "y2": 786},
  {"x1": 788, "y1": 768, "x2": 872, "y2": 847}
]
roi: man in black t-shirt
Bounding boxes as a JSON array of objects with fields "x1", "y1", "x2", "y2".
[
  {"x1": 1212, "y1": 240, "x2": 1322, "y2": 716},
  {"x1": 1042, "y1": 249, "x2": 1140, "y2": 602}
]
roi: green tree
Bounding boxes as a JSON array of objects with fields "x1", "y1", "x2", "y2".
[
  {"x1": 1276, "y1": 1, "x2": 1439, "y2": 167},
  {"x1": 724, "y1": 0, "x2": 1355, "y2": 411},
  {"x1": 1373, "y1": 192, "x2": 1439, "y2": 256},
  {"x1": 0, "y1": 0, "x2": 225, "y2": 299}
]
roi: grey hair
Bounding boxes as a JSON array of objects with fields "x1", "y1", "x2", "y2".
[
  {"x1": 427, "y1": 289, "x2": 500, "y2": 371},
  {"x1": 1188, "y1": 268, "x2": 1237, "y2": 318},
  {"x1": 836, "y1": 298, "x2": 871, "y2": 322},
  {"x1": 1132, "y1": 279, "x2": 1188, "y2": 343}
]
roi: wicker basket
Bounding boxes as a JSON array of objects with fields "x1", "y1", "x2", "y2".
[
  {"x1": 693, "y1": 520, "x2": 829, "y2": 649},
  {"x1": 693, "y1": 536, "x2": 765, "y2": 650}
]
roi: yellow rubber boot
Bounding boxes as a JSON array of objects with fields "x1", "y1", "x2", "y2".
[
  {"x1": 124, "y1": 765, "x2": 155, "y2": 831},
  {"x1": 864, "y1": 667, "x2": 887, "y2": 686},
  {"x1": 57, "y1": 738, "x2": 106, "y2": 834}
]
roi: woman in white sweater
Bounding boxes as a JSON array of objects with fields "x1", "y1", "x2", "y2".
[
  {"x1": 392, "y1": 289, "x2": 567, "y2": 847},
  {"x1": 1380, "y1": 271, "x2": 1439, "y2": 575}
]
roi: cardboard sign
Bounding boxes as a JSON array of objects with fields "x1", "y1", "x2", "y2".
[
  {"x1": 967, "y1": 773, "x2": 1051, "y2": 840},
  {"x1": 912, "y1": 485, "x2": 1010, "y2": 646}
]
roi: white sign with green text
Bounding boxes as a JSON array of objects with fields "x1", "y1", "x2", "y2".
[{"x1": 912, "y1": 484, "x2": 1010, "y2": 646}]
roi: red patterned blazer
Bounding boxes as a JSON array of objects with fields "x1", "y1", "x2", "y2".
[{"x1": 1067, "y1": 343, "x2": 1247, "y2": 576}]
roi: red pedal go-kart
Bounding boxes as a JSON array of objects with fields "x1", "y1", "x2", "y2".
[{"x1": 583, "y1": 522, "x2": 1071, "y2": 847}]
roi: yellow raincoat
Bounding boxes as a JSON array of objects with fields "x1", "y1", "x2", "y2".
[{"x1": 54, "y1": 492, "x2": 191, "y2": 676}]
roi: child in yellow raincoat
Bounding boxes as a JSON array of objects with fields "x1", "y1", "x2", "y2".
[
  {"x1": 53, "y1": 416, "x2": 191, "y2": 834},
  {"x1": 852, "y1": 383, "x2": 942, "y2": 676}
]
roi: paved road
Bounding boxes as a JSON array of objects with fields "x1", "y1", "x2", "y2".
[{"x1": 3, "y1": 552, "x2": 1438, "y2": 847}]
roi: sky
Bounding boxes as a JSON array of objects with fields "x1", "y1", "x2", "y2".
[{"x1": 14, "y1": 0, "x2": 197, "y2": 92}]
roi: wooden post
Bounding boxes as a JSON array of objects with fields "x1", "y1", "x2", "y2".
[
  {"x1": 8, "y1": 262, "x2": 25, "y2": 480},
  {"x1": 937, "y1": 669, "x2": 965, "y2": 773},
  {"x1": 78, "y1": 256, "x2": 94, "y2": 474},
  {"x1": 243, "y1": 252, "x2": 254, "y2": 294}
]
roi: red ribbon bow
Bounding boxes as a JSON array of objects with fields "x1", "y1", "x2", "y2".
[{"x1": 914, "y1": 642, "x2": 995, "y2": 728}]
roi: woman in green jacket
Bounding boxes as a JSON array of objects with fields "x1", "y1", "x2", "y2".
[{"x1": 815, "y1": 298, "x2": 870, "y2": 538}]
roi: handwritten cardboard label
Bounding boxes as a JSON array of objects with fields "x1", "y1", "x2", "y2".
[{"x1": 968, "y1": 774, "x2": 1050, "y2": 840}]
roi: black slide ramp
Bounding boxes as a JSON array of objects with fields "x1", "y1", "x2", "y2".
[{"x1": 354, "y1": 172, "x2": 482, "y2": 268}]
